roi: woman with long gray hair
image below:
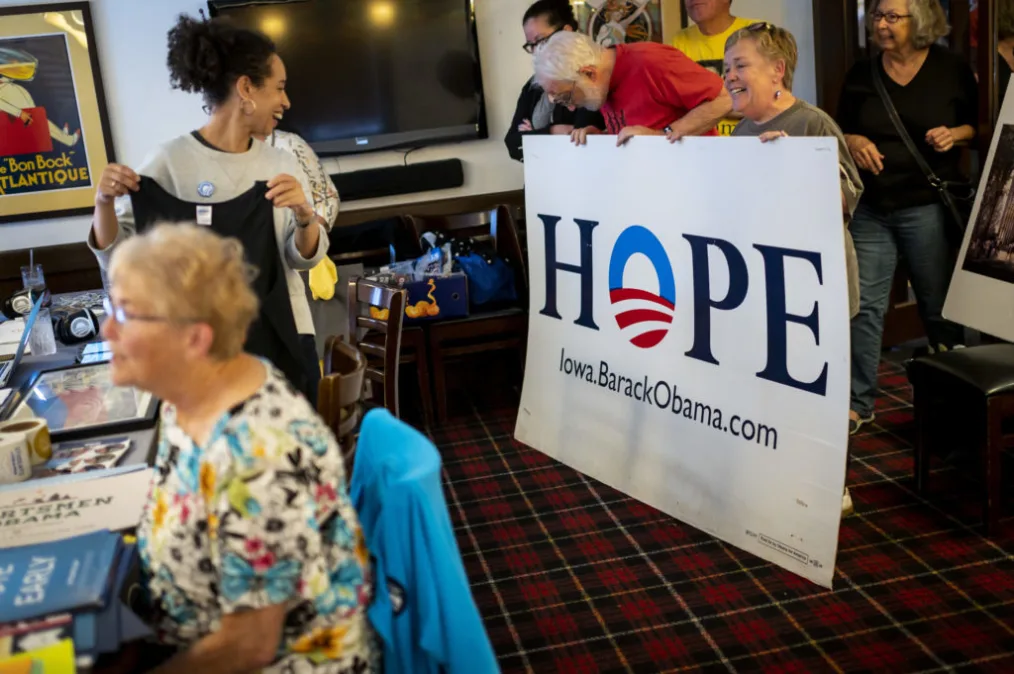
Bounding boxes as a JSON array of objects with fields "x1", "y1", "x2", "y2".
[{"x1": 836, "y1": 0, "x2": 977, "y2": 435}]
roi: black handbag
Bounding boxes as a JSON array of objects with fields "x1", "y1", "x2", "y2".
[{"x1": 869, "y1": 58, "x2": 975, "y2": 242}]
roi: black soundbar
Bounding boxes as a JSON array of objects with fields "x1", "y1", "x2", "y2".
[{"x1": 331, "y1": 159, "x2": 464, "y2": 202}]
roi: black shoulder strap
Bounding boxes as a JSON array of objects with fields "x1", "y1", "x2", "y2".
[{"x1": 869, "y1": 57, "x2": 943, "y2": 189}]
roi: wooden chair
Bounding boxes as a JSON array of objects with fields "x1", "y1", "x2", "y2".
[
  {"x1": 402, "y1": 205, "x2": 529, "y2": 422},
  {"x1": 317, "y1": 336, "x2": 367, "y2": 473},
  {"x1": 330, "y1": 218, "x2": 434, "y2": 426},
  {"x1": 346, "y1": 277, "x2": 407, "y2": 418},
  {"x1": 906, "y1": 344, "x2": 1014, "y2": 535}
]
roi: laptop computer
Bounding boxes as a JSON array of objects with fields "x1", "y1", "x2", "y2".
[{"x1": 0, "y1": 295, "x2": 44, "y2": 388}]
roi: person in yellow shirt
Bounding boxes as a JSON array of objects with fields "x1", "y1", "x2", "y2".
[{"x1": 672, "y1": 0, "x2": 758, "y2": 135}]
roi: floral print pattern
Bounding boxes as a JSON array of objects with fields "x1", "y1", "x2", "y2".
[
  {"x1": 270, "y1": 130, "x2": 339, "y2": 230},
  {"x1": 137, "y1": 365, "x2": 376, "y2": 672}
]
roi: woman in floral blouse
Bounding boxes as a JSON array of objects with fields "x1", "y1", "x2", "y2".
[{"x1": 105, "y1": 224, "x2": 376, "y2": 673}]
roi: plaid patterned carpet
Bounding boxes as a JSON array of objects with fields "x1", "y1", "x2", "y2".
[{"x1": 426, "y1": 358, "x2": 1014, "y2": 673}]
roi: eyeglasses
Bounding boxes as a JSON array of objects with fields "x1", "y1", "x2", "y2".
[
  {"x1": 523, "y1": 28, "x2": 561, "y2": 53},
  {"x1": 102, "y1": 297, "x2": 192, "y2": 326},
  {"x1": 548, "y1": 86, "x2": 576, "y2": 107},
  {"x1": 871, "y1": 11, "x2": 911, "y2": 24},
  {"x1": 746, "y1": 21, "x2": 775, "y2": 32}
]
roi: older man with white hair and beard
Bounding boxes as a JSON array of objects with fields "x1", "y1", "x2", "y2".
[{"x1": 533, "y1": 30, "x2": 731, "y2": 146}]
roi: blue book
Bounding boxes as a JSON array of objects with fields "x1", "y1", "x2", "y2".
[
  {"x1": 0, "y1": 530, "x2": 121, "y2": 624},
  {"x1": 94, "y1": 543, "x2": 134, "y2": 654}
]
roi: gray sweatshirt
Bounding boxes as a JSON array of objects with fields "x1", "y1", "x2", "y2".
[{"x1": 87, "y1": 134, "x2": 329, "y2": 334}]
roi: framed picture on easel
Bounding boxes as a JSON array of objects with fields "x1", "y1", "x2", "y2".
[{"x1": 0, "y1": 2, "x2": 116, "y2": 224}]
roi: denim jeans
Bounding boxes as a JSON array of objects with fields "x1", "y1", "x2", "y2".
[{"x1": 849, "y1": 203, "x2": 963, "y2": 417}]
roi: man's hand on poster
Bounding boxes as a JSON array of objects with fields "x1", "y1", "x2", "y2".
[
  {"x1": 570, "y1": 126, "x2": 602, "y2": 145},
  {"x1": 616, "y1": 125, "x2": 660, "y2": 146},
  {"x1": 758, "y1": 130, "x2": 788, "y2": 142},
  {"x1": 19, "y1": 109, "x2": 33, "y2": 126},
  {"x1": 95, "y1": 164, "x2": 140, "y2": 206}
]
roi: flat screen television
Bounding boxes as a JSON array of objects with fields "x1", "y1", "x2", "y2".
[{"x1": 208, "y1": 0, "x2": 487, "y2": 155}]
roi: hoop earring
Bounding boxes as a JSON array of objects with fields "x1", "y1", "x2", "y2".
[{"x1": 241, "y1": 99, "x2": 257, "y2": 116}]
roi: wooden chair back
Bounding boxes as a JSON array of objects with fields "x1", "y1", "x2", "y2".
[
  {"x1": 401, "y1": 205, "x2": 528, "y2": 308},
  {"x1": 346, "y1": 276, "x2": 407, "y2": 417},
  {"x1": 317, "y1": 337, "x2": 367, "y2": 473}
]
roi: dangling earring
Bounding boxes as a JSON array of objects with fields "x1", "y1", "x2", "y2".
[
  {"x1": 241, "y1": 99, "x2": 257, "y2": 116},
  {"x1": 774, "y1": 89, "x2": 782, "y2": 100}
]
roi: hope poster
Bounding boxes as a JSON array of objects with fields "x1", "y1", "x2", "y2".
[{"x1": 515, "y1": 136, "x2": 851, "y2": 588}]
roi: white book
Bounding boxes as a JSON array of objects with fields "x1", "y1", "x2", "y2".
[{"x1": 0, "y1": 468, "x2": 154, "y2": 548}]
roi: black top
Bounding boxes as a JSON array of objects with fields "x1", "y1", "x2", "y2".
[
  {"x1": 190, "y1": 130, "x2": 253, "y2": 152},
  {"x1": 836, "y1": 45, "x2": 978, "y2": 213},
  {"x1": 504, "y1": 76, "x2": 606, "y2": 162},
  {"x1": 129, "y1": 177, "x2": 310, "y2": 399}
]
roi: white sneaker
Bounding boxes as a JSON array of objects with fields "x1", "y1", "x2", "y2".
[{"x1": 842, "y1": 488, "x2": 854, "y2": 517}]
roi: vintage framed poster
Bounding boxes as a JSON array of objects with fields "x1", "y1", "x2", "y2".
[
  {"x1": 576, "y1": 0, "x2": 664, "y2": 46},
  {"x1": 3, "y1": 362, "x2": 158, "y2": 441},
  {"x1": 0, "y1": 2, "x2": 115, "y2": 224}
]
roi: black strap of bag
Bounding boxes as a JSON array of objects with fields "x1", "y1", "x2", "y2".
[{"x1": 869, "y1": 57, "x2": 974, "y2": 232}]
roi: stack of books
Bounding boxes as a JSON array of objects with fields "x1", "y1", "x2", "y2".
[{"x1": 0, "y1": 529, "x2": 152, "y2": 671}]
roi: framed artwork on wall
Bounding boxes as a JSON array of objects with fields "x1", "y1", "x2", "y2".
[
  {"x1": 575, "y1": 0, "x2": 665, "y2": 46},
  {"x1": 0, "y1": 2, "x2": 115, "y2": 224}
]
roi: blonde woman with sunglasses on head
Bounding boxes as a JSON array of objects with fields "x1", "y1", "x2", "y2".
[{"x1": 724, "y1": 22, "x2": 865, "y2": 517}]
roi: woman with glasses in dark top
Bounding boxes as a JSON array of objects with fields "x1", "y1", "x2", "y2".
[
  {"x1": 505, "y1": 0, "x2": 604, "y2": 161},
  {"x1": 836, "y1": 0, "x2": 976, "y2": 436}
]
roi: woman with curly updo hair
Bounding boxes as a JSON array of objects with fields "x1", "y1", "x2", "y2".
[{"x1": 88, "y1": 12, "x2": 328, "y2": 405}]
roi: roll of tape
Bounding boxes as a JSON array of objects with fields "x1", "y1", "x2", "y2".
[
  {"x1": 0, "y1": 433, "x2": 31, "y2": 484},
  {"x1": 0, "y1": 418, "x2": 52, "y2": 466}
]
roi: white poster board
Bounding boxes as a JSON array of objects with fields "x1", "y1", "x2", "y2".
[
  {"x1": 515, "y1": 136, "x2": 850, "y2": 588},
  {"x1": 944, "y1": 75, "x2": 1014, "y2": 339}
]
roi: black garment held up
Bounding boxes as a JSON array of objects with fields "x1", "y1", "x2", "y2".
[{"x1": 129, "y1": 177, "x2": 317, "y2": 404}]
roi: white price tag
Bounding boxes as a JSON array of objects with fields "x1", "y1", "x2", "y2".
[{"x1": 196, "y1": 205, "x2": 212, "y2": 226}]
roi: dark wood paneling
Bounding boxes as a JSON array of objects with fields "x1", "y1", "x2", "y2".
[
  {"x1": 949, "y1": 1, "x2": 972, "y2": 60},
  {"x1": 977, "y1": 0, "x2": 997, "y2": 163},
  {"x1": 335, "y1": 190, "x2": 524, "y2": 227},
  {"x1": 0, "y1": 242, "x2": 102, "y2": 299},
  {"x1": 0, "y1": 190, "x2": 527, "y2": 297},
  {"x1": 812, "y1": 0, "x2": 859, "y2": 115}
]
